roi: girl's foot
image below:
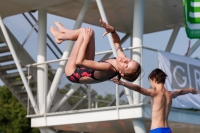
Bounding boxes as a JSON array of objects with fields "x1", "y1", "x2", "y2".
[
  {"x1": 50, "y1": 26, "x2": 63, "y2": 44},
  {"x1": 54, "y1": 22, "x2": 68, "y2": 33}
]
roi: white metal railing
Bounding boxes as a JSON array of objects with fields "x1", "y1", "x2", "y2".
[{"x1": 26, "y1": 46, "x2": 157, "y2": 67}]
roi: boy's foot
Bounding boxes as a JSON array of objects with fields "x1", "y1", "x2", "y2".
[
  {"x1": 54, "y1": 22, "x2": 67, "y2": 33},
  {"x1": 50, "y1": 26, "x2": 63, "y2": 44}
]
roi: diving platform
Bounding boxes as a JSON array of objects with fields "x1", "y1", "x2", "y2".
[{"x1": 30, "y1": 104, "x2": 200, "y2": 133}]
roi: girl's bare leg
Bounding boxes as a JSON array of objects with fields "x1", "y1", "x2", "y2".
[
  {"x1": 50, "y1": 22, "x2": 95, "y2": 77},
  {"x1": 50, "y1": 22, "x2": 83, "y2": 44},
  {"x1": 65, "y1": 32, "x2": 84, "y2": 76},
  {"x1": 65, "y1": 28, "x2": 95, "y2": 76},
  {"x1": 85, "y1": 30, "x2": 95, "y2": 60}
]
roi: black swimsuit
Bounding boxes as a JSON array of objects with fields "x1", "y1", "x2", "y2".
[{"x1": 66, "y1": 58, "x2": 119, "y2": 83}]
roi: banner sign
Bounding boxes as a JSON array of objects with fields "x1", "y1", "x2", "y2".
[
  {"x1": 158, "y1": 51, "x2": 200, "y2": 109},
  {"x1": 183, "y1": 0, "x2": 200, "y2": 38}
]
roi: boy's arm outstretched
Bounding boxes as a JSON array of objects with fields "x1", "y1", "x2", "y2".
[
  {"x1": 172, "y1": 88, "x2": 199, "y2": 98},
  {"x1": 99, "y1": 19, "x2": 126, "y2": 58},
  {"x1": 112, "y1": 77, "x2": 155, "y2": 97}
]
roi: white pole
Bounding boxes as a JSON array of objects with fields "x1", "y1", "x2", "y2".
[
  {"x1": 43, "y1": 64, "x2": 48, "y2": 113},
  {"x1": 46, "y1": 0, "x2": 91, "y2": 112},
  {"x1": 71, "y1": 95, "x2": 87, "y2": 110},
  {"x1": 131, "y1": 0, "x2": 146, "y2": 132},
  {"x1": 132, "y1": 119, "x2": 146, "y2": 133},
  {"x1": 132, "y1": 0, "x2": 144, "y2": 105},
  {"x1": 95, "y1": 100, "x2": 98, "y2": 108},
  {"x1": 96, "y1": 0, "x2": 120, "y2": 106},
  {"x1": 116, "y1": 83, "x2": 119, "y2": 106},
  {"x1": 187, "y1": 39, "x2": 200, "y2": 57},
  {"x1": 96, "y1": 0, "x2": 117, "y2": 56},
  {"x1": 88, "y1": 84, "x2": 91, "y2": 108},
  {"x1": 50, "y1": 84, "x2": 81, "y2": 112},
  {"x1": 165, "y1": 25, "x2": 180, "y2": 52},
  {"x1": 0, "y1": 16, "x2": 39, "y2": 114},
  {"x1": 124, "y1": 86, "x2": 133, "y2": 104},
  {"x1": 37, "y1": 9, "x2": 47, "y2": 114}
]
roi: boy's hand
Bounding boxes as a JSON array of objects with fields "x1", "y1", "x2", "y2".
[
  {"x1": 111, "y1": 77, "x2": 124, "y2": 85},
  {"x1": 99, "y1": 19, "x2": 115, "y2": 37},
  {"x1": 190, "y1": 88, "x2": 199, "y2": 94}
]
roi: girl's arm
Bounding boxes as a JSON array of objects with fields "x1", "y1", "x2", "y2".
[
  {"x1": 111, "y1": 31, "x2": 126, "y2": 58},
  {"x1": 99, "y1": 19, "x2": 126, "y2": 58}
]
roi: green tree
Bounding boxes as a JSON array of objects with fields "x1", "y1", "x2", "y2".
[{"x1": 0, "y1": 86, "x2": 39, "y2": 133}]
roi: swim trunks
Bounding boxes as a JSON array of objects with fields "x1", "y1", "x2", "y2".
[
  {"x1": 66, "y1": 57, "x2": 119, "y2": 83},
  {"x1": 150, "y1": 127, "x2": 172, "y2": 133}
]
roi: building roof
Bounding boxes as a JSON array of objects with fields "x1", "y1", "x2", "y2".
[{"x1": 0, "y1": 0, "x2": 185, "y2": 34}]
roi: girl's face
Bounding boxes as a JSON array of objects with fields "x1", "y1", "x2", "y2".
[{"x1": 116, "y1": 57, "x2": 139, "y2": 76}]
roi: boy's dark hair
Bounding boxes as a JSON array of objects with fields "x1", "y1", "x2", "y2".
[
  {"x1": 122, "y1": 63, "x2": 141, "y2": 82},
  {"x1": 148, "y1": 68, "x2": 167, "y2": 84}
]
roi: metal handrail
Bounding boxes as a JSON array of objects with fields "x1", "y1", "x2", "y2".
[{"x1": 26, "y1": 46, "x2": 158, "y2": 67}]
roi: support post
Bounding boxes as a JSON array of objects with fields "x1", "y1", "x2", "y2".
[
  {"x1": 88, "y1": 84, "x2": 91, "y2": 108},
  {"x1": 165, "y1": 25, "x2": 180, "y2": 52},
  {"x1": 50, "y1": 84, "x2": 81, "y2": 112},
  {"x1": 187, "y1": 39, "x2": 200, "y2": 57},
  {"x1": 37, "y1": 9, "x2": 47, "y2": 114},
  {"x1": 96, "y1": 0, "x2": 121, "y2": 105},
  {"x1": 131, "y1": 0, "x2": 146, "y2": 132},
  {"x1": 132, "y1": 119, "x2": 146, "y2": 133},
  {"x1": 95, "y1": 100, "x2": 98, "y2": 108},
  {"x1": 96, "y1": 0, "x2": 117, "y2": 56},
  {"x1": 46, "y1": 0, "x2": 91, "y2": 112},
  {"x1": 116, "y1": 83, "x2": 119, "y2": 106},
  {"x1": 0, "y1": 16, "x2": 39, "y2": 114},
  {"x1": 124, "y1": 87, "x2": 133, "y2": 104},
  {"x1": 71, "y1": 95, "x2": 87, "y2": 110},
  {"x1": 132, "y1": 0, "x2": 144, "y2": 105}
]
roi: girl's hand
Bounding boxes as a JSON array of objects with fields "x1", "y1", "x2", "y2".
[
  {"x1": 99, "y1": 19, "x2": 115, "y2": 37},
  {"x1": 83, "y1": 27, "x2": 93, "y2": 42}
]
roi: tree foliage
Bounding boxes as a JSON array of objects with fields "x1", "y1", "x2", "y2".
[{"x1": 0, "y1": 86, "x2": 39, "y2": 133}]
